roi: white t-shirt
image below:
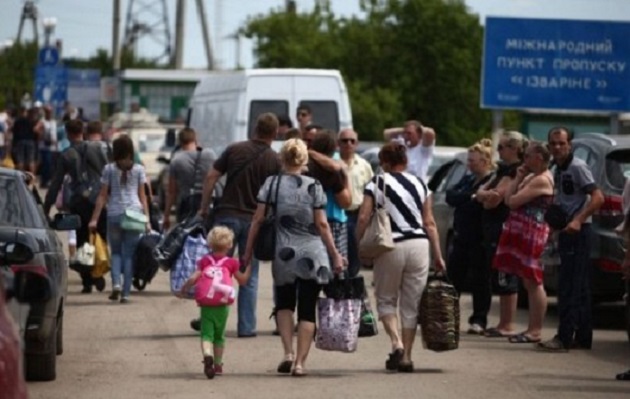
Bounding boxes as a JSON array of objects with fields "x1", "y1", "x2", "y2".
[{"x1": 406, "y1": 143, "x2": 434, "y2": 182}]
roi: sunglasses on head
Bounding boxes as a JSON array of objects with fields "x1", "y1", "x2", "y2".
[
  {"x1": 340, "y1": 138, "x2": 356, "y2": 144},
  {"x1": 497, "y1": 143, "x2": 511, "y2": 150}
]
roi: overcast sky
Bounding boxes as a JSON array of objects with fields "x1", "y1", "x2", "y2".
[{"x1": 2, "y1": 0, "x2": 630, "y2": 69}]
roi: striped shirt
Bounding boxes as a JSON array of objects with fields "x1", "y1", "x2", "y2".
[
  {"x1": 101, "y1": 163, "x2": 146, "y2": 217},
  {"x1": 364, "y1": 172, "x2": 429, "y2": 242}
]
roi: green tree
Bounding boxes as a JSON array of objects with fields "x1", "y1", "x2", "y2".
[
  {"x1": 0, "y1": 41, "x2": 38, "y2": 108},
  {"x1": 243, "y1": 0, "x2": 496, "y2": 145}
]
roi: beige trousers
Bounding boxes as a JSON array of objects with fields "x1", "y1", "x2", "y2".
[{"x1": 373, "y1": 238, "x2": 430, "y2": 329}]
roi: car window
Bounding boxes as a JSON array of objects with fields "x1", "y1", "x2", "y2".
[
  {"x1": 441, "y1": 163, "x2": 467, "y2": 192},
  {"x1": 0, "y1": 175, "x2": 45, "y2": 228},
  {"x1": 248, "y1": 100, "x2": 289, "y2": 138},
  {"x1": 298, "y1": 100, "x2": 339, "y2": 132},
  {"x1": 606, "y1": 159, "x2": 628, "y2": 190},
  {"x1": 573, "y1": 145, "x2": 599, "y2": 171}
]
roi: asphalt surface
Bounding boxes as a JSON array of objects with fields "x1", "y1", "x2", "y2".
[{"x1": 26, "y1": 256, "x2": 630, "y2": 399}]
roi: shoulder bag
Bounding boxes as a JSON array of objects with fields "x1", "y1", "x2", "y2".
[
  {"x1": 358, "y1": 174, "x2": 395, "y2": 261},
  {"x1": 253, "y1": 174, "x2": 282, "y2": 261}
]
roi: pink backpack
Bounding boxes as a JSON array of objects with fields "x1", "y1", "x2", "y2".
[{"x1": 194, "y1": 256, "x2": 236, "y2": 307}]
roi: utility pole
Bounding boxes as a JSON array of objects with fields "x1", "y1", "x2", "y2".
[
  {"x1": 123, "y1": 0, "x2": 172, "y2": 64},
  {"x1": 172, "y1": 0, "x2": 185, "y2": 68},
  {"x1": 196, "y1": 0, "x2": 214, "y2": 70},
  {"x1": 16, "y1": 0, "x2": 39, "y2": 45},
  {"x1": 112, "y1": 0, "x2": 122, "y2": 71}
]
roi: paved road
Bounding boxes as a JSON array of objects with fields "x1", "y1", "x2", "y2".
[{"x1": 27, "y1": 262, "x2": 630, "y2": 399}]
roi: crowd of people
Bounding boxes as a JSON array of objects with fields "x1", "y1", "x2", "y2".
[{"x1": 1, "y1": 101, "x2": 628, "y2": 381}]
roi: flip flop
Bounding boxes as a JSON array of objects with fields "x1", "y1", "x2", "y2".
[
  {"x1": 508, "y1": 333, "x2": 541, "y2": 344},
  {"x1": 615, "y1": 369, "x2": 630, "y2": 381},
  {"x1": 291, "y1": 365, "x2": 307, "y2": 377},
  {"x1": 484, "y1": 327, "x2": 515, "y2": 338},
  {"x1": 277, "y1": 360, "x2": 293, "y2": 374}
]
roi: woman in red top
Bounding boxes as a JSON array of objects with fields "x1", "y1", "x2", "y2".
[{"x1": 493, "y1": 142, "x2": 554, "y2": 343}]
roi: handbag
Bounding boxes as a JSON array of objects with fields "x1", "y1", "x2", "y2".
[
  {"x1": 121, "y1": 209, "x2": 148, "y2": 231},
  {"x1": 75, "y1": 241, "x2": 95, "y2": 267},
  {"x1": 254, "y1": 174, "x2": 282, "y2": 261},
  {"x1": 358, "y1": 296, "x2": 379, "y2": 338},
  {"x1": 418, "y1": 273, "x2": 460, "y2": 352},
  {"x1": 544, "y1": 203, "x2": 570, "y2": 231},
  {"x1": 315, "y1": 297, "x2": 361, "y2": 353},
  {"x1": 359, "y1": 174, "x2": 395, "y2": 260},
  {"x1": 90, "y1": 232, "x2": 110, "y2": 279}
]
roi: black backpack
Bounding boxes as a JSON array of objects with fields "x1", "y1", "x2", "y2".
[{"x1": 69, "y1": 142, "x2": 104, "y2": 206}]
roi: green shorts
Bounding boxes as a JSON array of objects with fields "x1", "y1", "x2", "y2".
[{"x1": 200, "y1": 305, "x2": 229, "y2": 346}]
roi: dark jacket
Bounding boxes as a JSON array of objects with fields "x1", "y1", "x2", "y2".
[{"x1": 446, "y1": 173, "x2": 492, "y2": 241}]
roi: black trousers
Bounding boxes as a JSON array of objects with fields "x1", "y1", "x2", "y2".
[{"x1": 448, "y1": 232, "x2": 491, "y2": 328}]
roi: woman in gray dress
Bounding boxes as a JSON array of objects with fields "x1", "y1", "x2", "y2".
[{"x1": 243, "y1": 138, "x2": 344, "y2": 377}]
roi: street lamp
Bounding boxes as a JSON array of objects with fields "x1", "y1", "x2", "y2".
[{"x1": 42, "y1": 17, "x2": 57, "y2": 47}]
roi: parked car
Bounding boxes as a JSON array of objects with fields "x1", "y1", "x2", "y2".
[
  {"x1": 542, "y1": 133, "x2": 627, "y2": 303},
  {"x1": 426, "y1": 133, "x2": 630, "y2": 341},
  {"x1": 359, "y1": 145, "x2": 467, "y2": 182},
  {"x1": 0, "y1": 167, "x2": 80, "y2": 381},
  {"x1": 1, "y1": 240, "x2": 55, "y2": 397}
]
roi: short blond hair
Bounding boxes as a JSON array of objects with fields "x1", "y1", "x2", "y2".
[
  {"x1": 280, "y1": 138, "x2": 308, "y2": 168},
  {"x1": 207, "y1": 226, "x2": 234, "y2": 252},
  {"x1": 468, "y1": 138, "x2": 495, "y2": 169}
]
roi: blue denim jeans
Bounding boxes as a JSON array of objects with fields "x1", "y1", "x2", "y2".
[
  {"x1": 214, "y1": 215, "x2": 259, "y2": 336},
  {"x1": 107, "y1": 215, "x2": 142, "y2": 298},
  {"x1": 557, "y1": 225, "x2": 593, "y2": 348}
]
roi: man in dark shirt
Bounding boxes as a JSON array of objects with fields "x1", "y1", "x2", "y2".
[
  {"x1": 44, "y1": 119, "x2": 109, "y2": 293},
  {"x1": 199, "y1": 113, "x2": 281, "y2": 337}
]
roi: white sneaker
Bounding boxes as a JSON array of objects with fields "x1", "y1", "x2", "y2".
[{"x1": 467, "y1": 323, "x2": 484, "y2": 335}]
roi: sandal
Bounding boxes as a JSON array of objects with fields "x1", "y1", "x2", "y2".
[
  {"x1": 398, "y1": 361, "x2": 414, "y2": 373},
  {"x1": 385, "y1": 348, "x2": 404, "y2": 371},
  {"x1": 291, "y1": 365, "x2": 307, "y2": 377},
  {"x1": 616, "y1": 369, "x2": 630, "y2": 381},
  {"x1": 277, "y1": 354, "x2": 294, "y2": 374},
  {"x1": 484, "y1": 327, "x2": 515, "y2": 338},
  {"x1": 508, "y1": 333, "x2": 541, "y2": 344}
]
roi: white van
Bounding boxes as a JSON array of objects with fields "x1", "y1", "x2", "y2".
[{"x1": 188, "y1": 68, "x2": 353, "y2": 153}]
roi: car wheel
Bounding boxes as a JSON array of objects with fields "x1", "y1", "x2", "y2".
[
  {"x1": 25, "y1": 318, "x2": 57, "y2": 381},
  {"x1": 56, "y1": 313, "x2": 63, "y2": 356}
]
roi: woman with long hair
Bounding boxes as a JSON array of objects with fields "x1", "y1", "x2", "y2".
[{"x1": 89, "y1": 134, "x2": 150, "y2": 303}]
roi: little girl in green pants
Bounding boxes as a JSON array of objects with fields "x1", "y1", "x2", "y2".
[{"x1": 180, "y1": 226, "x2": 251, "y2": 379}]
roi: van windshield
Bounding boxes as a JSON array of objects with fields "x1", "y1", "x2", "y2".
[
  {"x1": 248, "y1": 101, "x2": 289, "y2": 138},
  {"x1": 299, "y1": 101, "x2": 339, "y2": 132}
]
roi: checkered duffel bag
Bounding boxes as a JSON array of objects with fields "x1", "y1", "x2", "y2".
[{"x1": 418, "y1": 274, "x2": 460, "y2": 352}]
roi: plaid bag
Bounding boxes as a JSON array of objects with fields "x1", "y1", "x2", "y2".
[
  {"x1": 169, "y1": 232, "x2": 209, "y2": 299},
  {"x1": 418, "y1": 274, "x2": 460, "y2": 352}
]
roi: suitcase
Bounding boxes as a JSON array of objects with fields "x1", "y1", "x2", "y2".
[
  {"x1": 132, "y1": 232, "x2": 162, "y2": 291},
  {"x1": 418, "y1": 274, "x2": 460, "y2": 352}
]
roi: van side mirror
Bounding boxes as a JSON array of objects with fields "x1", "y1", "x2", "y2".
[
  {"x1": 0, "y1": 242, "x2": 34, "y2": 264},
  {"x1": 51, "y1": 213, "x2": 82, "y2": 231},
  {"x1": 165, "y1": 129, "x2": 177, "y2": 148}
]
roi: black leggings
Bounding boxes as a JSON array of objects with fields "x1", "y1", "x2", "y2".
[{"x1": 275, "y1": 279, "x2": 321, "y2": 323}]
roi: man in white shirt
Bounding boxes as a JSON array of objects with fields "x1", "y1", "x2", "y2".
[{"x1": 403, "y1": 120, "x2": 435, "y2": 182}]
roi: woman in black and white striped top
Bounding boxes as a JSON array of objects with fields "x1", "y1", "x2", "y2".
[{"x1": 357, "y1": 142, "x2": 445, "y2": 373}]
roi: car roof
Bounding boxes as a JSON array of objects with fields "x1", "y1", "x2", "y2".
[{"x1": 575, "y1": 133, "x2": 630, "y2": 148}]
